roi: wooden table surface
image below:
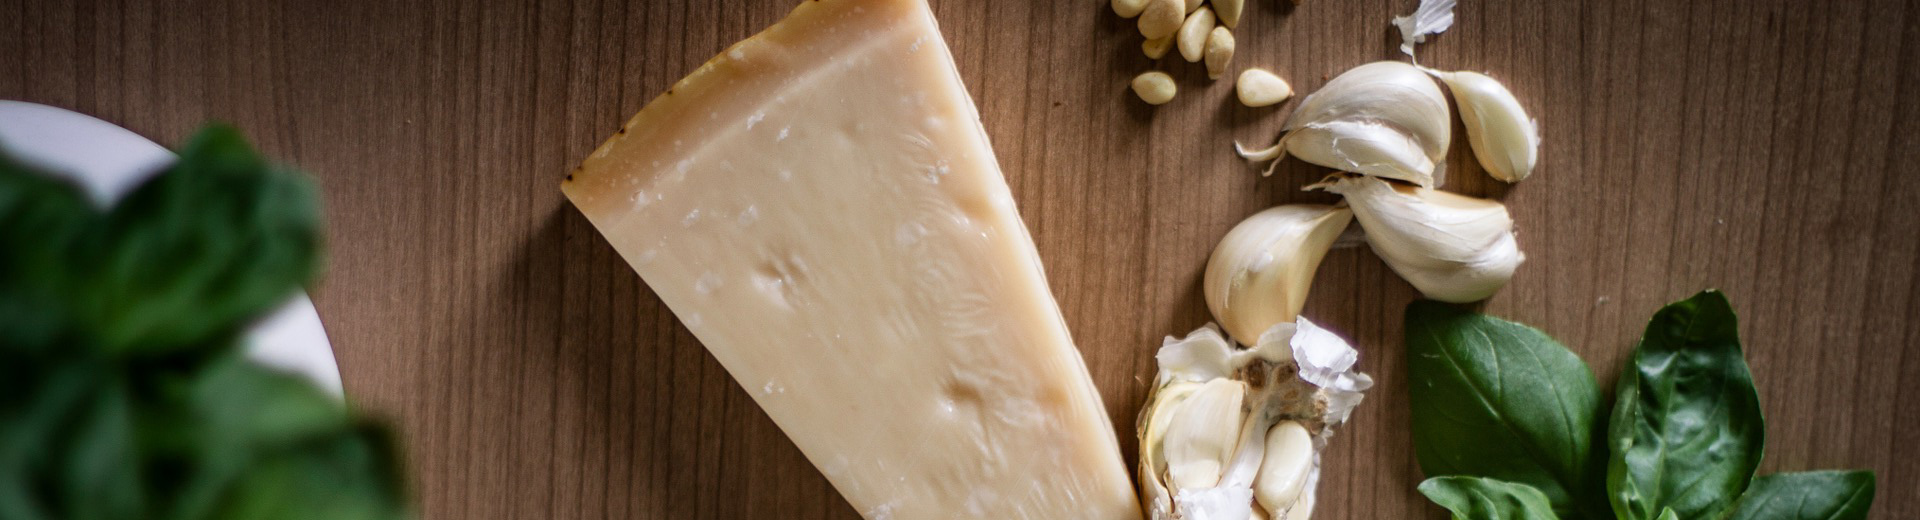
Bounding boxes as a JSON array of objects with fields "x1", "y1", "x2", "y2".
[{"x1": 7, "y1": 0, "x2": 1919, "y2": 517}]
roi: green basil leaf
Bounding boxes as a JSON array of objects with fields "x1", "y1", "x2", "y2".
[
  {"x1": 1405, "y1": 301, "x2": 1607, "y2": 517},
  {"x1": 1725, "y1": 471, "x2": 1874, "y2": 520},
  {"x1": 86, "y1": 125, "x2": 323, "y2": 356},
  {"x1": 0, "y1": 363, "x2": 114, "y2": 520},
  {"x1": 58, "y1": 376, "x2": 145, "y2": 518},
  {"x1": 0, "y1": 153, "x2": 98, "y2": 354},
  {"x1": 1420, "y1": 476, "x2": 1562, "y2": 520},
  {"x1": 1654, "y1": 508, "x2": 1676, "y2": 520},
  {"x1": 1606, "y1": 291, "x2": 1764, "y2": 520},
  {"x1": 207, "y1": 422, "x2": 408, "y2": 520},
  {"x1": 160, "y1": 360, "x2": 407, "y2": 520}
]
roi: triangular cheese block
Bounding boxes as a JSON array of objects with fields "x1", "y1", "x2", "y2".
[{"x1": 561, "y1": 0, "x2": 1141, "y2": 517}]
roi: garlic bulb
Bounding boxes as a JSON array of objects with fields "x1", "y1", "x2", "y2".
[
  {"x1": 1310, "y1": 174, "x2": 1523, "y2": 303},
  {"x1": 1203, "y1": 205, "x2": 1352, "y2": 346},
  {"x1": 1432, "y1": 70, "x2": 1539, "y2": 183},
  {"x1": 1237, "y1": 61, "x2": 1451, "y2": 187},
  {"x1": 1138, "y1": 320, "x2": 1373, "y2": 520}
]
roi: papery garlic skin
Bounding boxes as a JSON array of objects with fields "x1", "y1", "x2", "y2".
[
  {"x1": 1312, "y1": 174, "x2": 1523, "y2": 303},
  {"x1": 1138, "y1": 319, "x2": 1372, "y2": 520},
  {"x1": 1239, "y1": 62, "x2": 1450, "y2": 187},
  {"x1": 1203, "y1": 205, "x2": 1353, "y2": 346},
  {"x1": 1392, "y1": 0, "x2": 1457, "y2": 57},
  {"x1": 1433, "y1": 70, "x2": 1539, "y2": 182}
]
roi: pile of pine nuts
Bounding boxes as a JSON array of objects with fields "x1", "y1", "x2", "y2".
[{"x1": 1116, "y1": 0, "x2": 1296, "y2": 108}]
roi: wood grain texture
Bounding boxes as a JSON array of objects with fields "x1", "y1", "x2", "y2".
[{"x1": 4, "y1": 0, "x2": 1917, "y2": 517}]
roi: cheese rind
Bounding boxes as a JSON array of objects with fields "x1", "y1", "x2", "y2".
[{"x1": 561, "y1": 0, "x2": 1141, "y2": 518}]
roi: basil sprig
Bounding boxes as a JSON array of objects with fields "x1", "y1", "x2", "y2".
[
  {"x1": 1406, "y1": 291, "x2": 1874, "y2": 520},
  {"x1": 0, "y1": 126, "x2": 407, "y2": 520}
]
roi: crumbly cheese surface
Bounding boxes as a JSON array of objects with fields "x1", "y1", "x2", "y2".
[{"x1": 561, "y1": 0, "x2": 1140, "y2": 518}]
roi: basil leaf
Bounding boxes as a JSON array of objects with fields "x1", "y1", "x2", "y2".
[
  {"x1": 0, "y1": 154, "x2": 97, "y2": 354},
  {"x1": 1405, "y1": 301, "x2": 1607, "y2": 517},
  {"x1": 57, "y1": 376, "x2": 144, "y2": 518},
  {"x1": 3, "y1": 125, "x2": 404, "y2": 520},
  {"x1": 86, "y1": 125, "x2": 323, "y2": 356},
  {"x1": 165, "y1": 360, "x2": 408, "y2": 520},
  {"x1": 1725, "y1": 471, "x2": 1874, "y2": 520},
  {"x1": 1419, "y1": 476, "x2": 1562, "y2": 520},
  {"x1": 207, "y1": 422, "x2": 407, "y2": 520},
  {"x1": 1654, "y1": 509, "x2": 1676, "y2": 520},
  {"x1": 1606, "y1": 291, "x2": 1764, "y2": 520}
]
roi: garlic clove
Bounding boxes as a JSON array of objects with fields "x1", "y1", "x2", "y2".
[
  {"x1": 1284, "y1": 62, "x2": 1451, "y2": 161},
  {"x1": 1433, "y1": 70, "x2": 1539, "y2": 183},
  {"x1": 1204, "y1": 205, "x2": 1353, "y2": 345},
  {"x1": 1310, "y1": 174, "x2": 1523, "y2": 303},
  {"x1": 1243, "y1": 61, "x2": 1451, "y2": 186},
  {"x1": 1282, "y1": 487, "x2": 1316, "y2": 520},
  {"x1": 1280, "y1": 120, "x2": 1438, "y2": 185},
  {"x1": 1255, "y1": 421, "x2": 1314, "y2": 514},
  {"x1": 1137, "y1": 380, "x2": 1202, "y2": 510},
  {"x1": 1162, "y1": 378, "x2": 1248, "y2": 490}
]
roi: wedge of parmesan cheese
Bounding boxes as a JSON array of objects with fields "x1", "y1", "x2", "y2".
[{"x1": 560, "y1": 0, "x2": 1140, "y2": 517}]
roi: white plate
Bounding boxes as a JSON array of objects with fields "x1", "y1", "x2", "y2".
[{"x1": 0, "y1": 100, "x2": 344, "y2": 397}]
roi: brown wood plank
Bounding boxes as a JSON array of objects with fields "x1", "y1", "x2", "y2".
[{"x1": 3, "y1": 0, "x2": 1916, "y2": 517}]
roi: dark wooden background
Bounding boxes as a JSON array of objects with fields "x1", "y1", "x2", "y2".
[{"x1": 6, "y1": 0, "x2": 1918, "y2": 517}]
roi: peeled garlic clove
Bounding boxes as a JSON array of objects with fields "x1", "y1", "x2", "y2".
[
  {"x1": 1204, "y1": 205, "x2": 1353, "y2": 346},
  {"x1": 1177, "y1": 6, "x2": 1215, "y2": 63},
  {"x1": 1163, "y1": 378, "x2": 1248, "y2": 490},
  {"x1": 1236, "y1": 68, "x2": 1294, "y2": 107},
  {"x1": 1282, "y1": 488, "x2": 1316, "y2": 520},
  {"x1": 1312, "y1": 174, "x2": 1524, "y2": 303},
  {"x1": 1138, "y1": 381, "x2": 1201, "y2": 506},
  {"x1": 1241, "y1": 61, "x2": 1450, "y2": 186},
  {"x1": 1113, "y1": 0, "x2": 1150, "y2": 18},
  {"x1": 1255, "y1": 421, "x2": 1314, "y2": 514},
  {"x1": 1433, "y1": 70, "x2": 1539, "y2": 183}
]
